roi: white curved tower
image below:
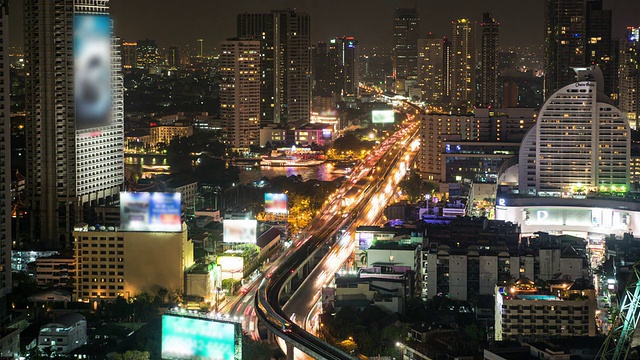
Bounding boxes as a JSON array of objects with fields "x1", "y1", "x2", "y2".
[{"x1": 518, "y1": 70, "x2": 630, "y2": 195}]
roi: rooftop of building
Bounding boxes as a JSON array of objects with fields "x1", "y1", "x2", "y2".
[
  {"x1": 256, "y1": 227, "x2": 282, "y2": 249},
  {"x1": 125, "y1": 129, "x2": 151, "y2": 137},
  {"x1": 368, "y1": 241, "x2": 420, "y2": 251},
  {"x1": 43, "y1": 313, "x2": 85, "y2": 329}
]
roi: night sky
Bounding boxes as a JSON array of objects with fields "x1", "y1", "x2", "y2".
[{"x1": 8, "y1": 0, "x2": 640, "y2": 51}]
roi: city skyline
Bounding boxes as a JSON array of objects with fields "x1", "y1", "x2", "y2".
[{"x1": 6, "y1": 0, "x2": 640, "y2": 51}]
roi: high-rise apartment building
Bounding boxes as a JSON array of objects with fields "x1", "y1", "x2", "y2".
[
  {"x1": 480, "y1": 13, "x2": 499, "y2": 107},
  {"x1": 0, "y1": 0, "x2": 10, "y2": 315},
  {"x1": 450, "y1": 19, "x2": 476, "y2": 110},
  {"x1": 417, "y1": 36, "x2": 444, "y2": 106},
  {"x1": 518, "y1": 66, "x2": 630, "y2": 194},
  {"x1": 619, "y1": 27, "x2": 640, "y2": 130},
  {"x1": 237, "y1": 10, "x2": 311, "y2": 125},
  {"x1": 25, "y1": 0, "x2": 124, "y2": 248},
  {"x1": 393, "y1": 8, "x2": 420, "y2": 83},
  {"x1": 544, "y1": 0, "x2": 585, "y2": 98},
  {"x1": 220, "y1": 39, "x2": 260, "y2": 150}
]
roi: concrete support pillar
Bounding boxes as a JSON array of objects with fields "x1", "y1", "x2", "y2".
[{"x1": 286, "y1": 342, "x2": 294, "y2": 360}]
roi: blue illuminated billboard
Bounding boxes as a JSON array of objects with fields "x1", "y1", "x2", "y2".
[
  {"x1": 265, "y1": 193, "x2": 288, "y2": 214},
  {"x1": 74, "y1": 15, "x2": 112, "y2": 130},
  {"x1": 161, "y1": 314, "x2": 241, "y2": 360},
  {"x1": 120, "y1": 192, "x2": 182, "y2": 232}
]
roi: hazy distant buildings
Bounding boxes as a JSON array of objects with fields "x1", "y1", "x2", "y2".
[
  {"x1": 417, "y1": 36, "x2": 444, "y2": 105},
  {"x1": 0, "y1": 0, "x2": 10, "y2": 316},
  {"x1": 237, "y1": 10, "x2": 312, "y2": 125},
  {"x1": 450, "y1": 19, "x2": 476, "y2": 111},
  {"x1": 393, "y1": 7, "x2": 420, "y2": 93},
  {"x1": 544, "y1": 0, "x2": 585, "y2": 98},
  {"x1": 136, "y1": 39, "x2": 160, "y2": 71},
  {"x1": 480, "y1": 13, "x2": 499, "y2": 107},
  {"x1": 24, "y1": 0, "x2": 124, "y2": 248},
  {"x1": 121, "y1": 41, "x2": 137, "y2": 70},
  {"x1": 619, "y1": 27, "x2": 640, "y2": 129},
  {"x1": 220, "y1": 39, "x2": 261, "y2": 150}
]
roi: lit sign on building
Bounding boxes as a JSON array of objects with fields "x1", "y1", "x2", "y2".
[
  {"x1": 120, "y1": 192, "x2": 182, "y2": 232},
  {"x1": 74, "y1": 15, "x2": 112, "y2": 130},
  {"x1": 223, "y1": 220, "x2": 257, "y2": 243},
  {"x1": 264, "y1": 193, "x2": 288, "y2": 214},
  {"x1": 372, "y1": 110, "x2": 395, "y2": 124},
  {"x1": 161, "y1": 314, "x2": 241, "y2": 360}
]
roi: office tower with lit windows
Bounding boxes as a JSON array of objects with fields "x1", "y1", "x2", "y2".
[
  {"x1": 619, "y1": 27, "x2": 640, "y2": 130},
  {"x1": 544, "y1": 0, "x2": 585, "y2": 98},
  {"x1": 220, "y1": 39, "x2": 260, "y2": 150},
  {"x1": 450, "y1": 19, "x2": 476, "y2": 111},
  {"x1": 24, "y1": 0, "x2": 124, "y2": 248},
  {"x1": 0, "y1": 0, "x2": 11, "y2": 316},
  {"x1": 314, "y1": 41, "x2": 330, "y2": 96},
  {"x1": 417, "y1": 36, "x2": 444, "y2": 106},
  {"x1": 237, "y1": 10, "x2": 311, "y2": 125},
  {"x1": 480, "y1": 12, "x2": 499, "y2": 107},
  {"x1": 393, "y1": 8, "x2": 420, "y2": 85}
]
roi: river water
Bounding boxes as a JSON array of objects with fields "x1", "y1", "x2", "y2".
[
  {"x1": 125, "y1": 155, "x2": 344, "y2": 184},
  {"x1": 237, "y1": 163, "x2": 344, "y2": 185}
]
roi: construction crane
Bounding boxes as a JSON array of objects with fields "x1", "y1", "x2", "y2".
[{"x1": 598, "y1": 260, "x2": 640, "y2": 360}]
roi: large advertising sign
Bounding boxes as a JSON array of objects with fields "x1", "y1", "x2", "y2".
[
  {"x1": 162, "y1": 314, "x2": 241, "y2": 360},
  {"x1": 223, "y1": 220, "x2": 257, "y2": 243},
  {"x1": 372, "y1": 110, "x2": 395, "y2": 124},
  {"x1": 74, "y1": 15, "x2": 112, "y2": 130},
  {"x1": 120, "y1": 192, "x2": 182, "y2": 232},
  {"x1": 265, "y1": 193, "x2": 288, "y2": 214}
]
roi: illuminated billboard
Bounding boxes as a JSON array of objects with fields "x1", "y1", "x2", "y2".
[
  {"x1": 372, "y1": 110, "x2": 395, "y2": 124},
  {"x1": 162, "y1": 314, "x2": 241, "y2": 360},
  {"x1": 223, "y1": 220, "x2": 257, "y2": 243},
  {"x1": 120, "y1": 192, "x2": 182, "y2": 232},
  {"x1": 74, "y1": 15, "x2": 112, "y2": 130},
  {"x1": 265, "y1": 193, "x2": 288, "y2": 214}
]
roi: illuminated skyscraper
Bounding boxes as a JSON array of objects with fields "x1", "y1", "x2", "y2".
[
  {"x1": 619, "y1": 27, "x2": 640, "y2": 129},
  {"x1": 136, "y1": 39, "x2": 159, "y2": 71},
  {"x1": 417, "y1": 36, "x2": 444, "y2": 105},
  {"x1": 0, "y1": 0, "x2": 11, "y2": 313},
  {"x1": 24, "y1": 0, "x2": 124, "y2": 248},
  {"x1": 544, "y1": 0, "x2": 585, "y2": 98},
  {"x1": 450, "y1": 19, "x2": 476, "y2": 110},
  {"x1": 480, "y1": 12, "x2": 499, "y2": 107},
  {"x1": 341, "y1": 36, "x2": 359, "y2": 97},
  {"x1": 393, "y1": 8, "x2": 420, "y2": 82},
  {"x1": 237, "y1": 10, "x2": 311, "y2": 125},
  {"x1": 220, "y1": 39, "x2": 260, "y2": 150}
]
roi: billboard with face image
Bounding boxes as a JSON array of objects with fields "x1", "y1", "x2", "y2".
[{"x1": 74, "y1": 15, "x2": 112, "y2": 130}]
